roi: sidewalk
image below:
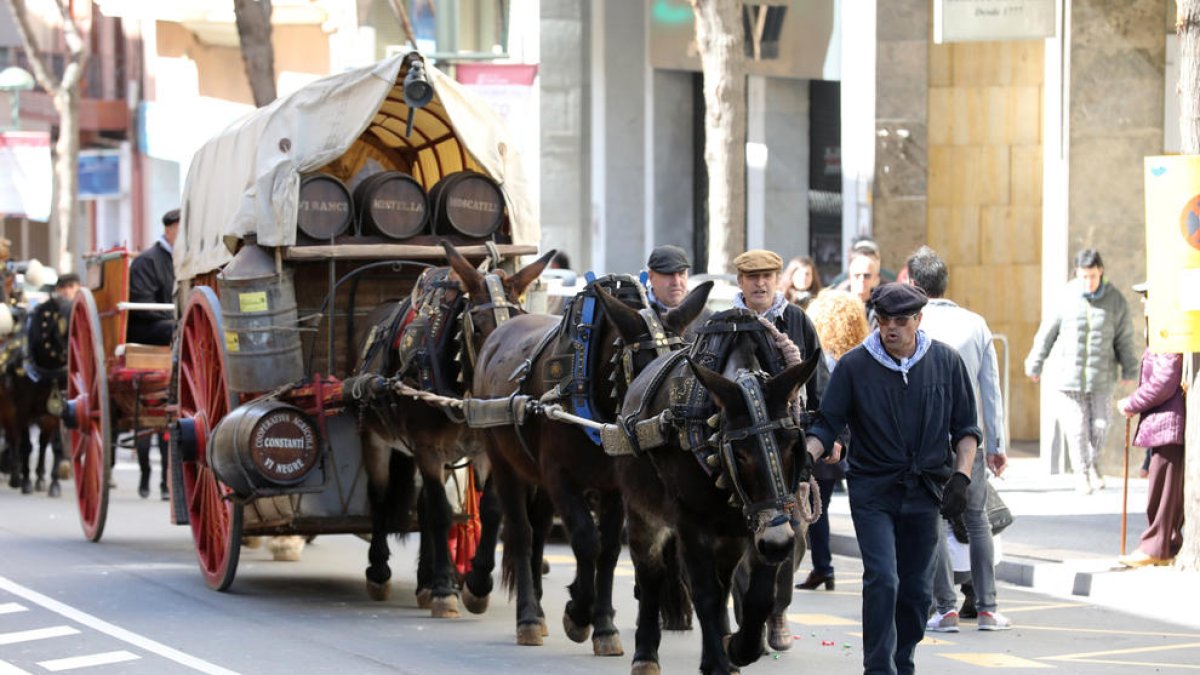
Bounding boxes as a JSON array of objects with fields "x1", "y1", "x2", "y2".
[{"x1": 825, "y1": 451, "x2": 1200, "y2": 630}]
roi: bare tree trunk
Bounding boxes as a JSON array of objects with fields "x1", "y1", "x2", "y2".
[
  {"x1": 691, "y1": 0, "x2": 746, "y2": 274},
  {"x1": 234, "y1": 0, "x2": 277, "y2": 107},
  {"x1": 2, "y1": 0, "x2": 89, "y2": 273},
  {"x1": 1175, "y1": 0, "x2": 1200, "y2": 572}
]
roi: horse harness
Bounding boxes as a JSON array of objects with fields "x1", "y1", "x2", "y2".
[{"x1": 600, "y1": 310, "x2": 808, "y2": 527}]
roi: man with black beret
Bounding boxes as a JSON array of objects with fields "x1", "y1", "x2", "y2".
[{"x1": 805, "y1": 282, "x2": 981, "y2": 675}]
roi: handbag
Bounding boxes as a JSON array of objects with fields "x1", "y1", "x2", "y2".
[{"x1": 986, "y1": 481, "x2": 1014, "y2": 535}]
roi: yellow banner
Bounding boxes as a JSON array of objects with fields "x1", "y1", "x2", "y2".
[{"x1": 1143, "y1": 156, "x2": 1200, "y2": 353}]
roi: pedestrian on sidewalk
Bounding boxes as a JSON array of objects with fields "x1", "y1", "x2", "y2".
[
  {"x1": 1117, "y1": 282, "x2": 1185, "y2": 568},
  {"x1": 1024, "y1": 248, "x2": 1138, "y2": 494},
  {"x1": 795, "y1": 289, "x2": 870, "y2": 592},
  {"x1": 806, "y1": 283, "x2": 981, "y2": 675},
  {"x1": 905, "y1": 247, "x2": 1011, "y2": 633}
]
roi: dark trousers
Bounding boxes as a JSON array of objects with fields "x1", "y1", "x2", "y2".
[
  {"x1": 1138, "y1": 443, "x2": 1185, "y2": 559},
  {"x1": 136, "y1": 431, "x2": 167, "y2": 491},
  {"x1": 849, "y1": 477, "x2": 940, "y2": 675},
  {"x1": 808, "y1": 477, "x2": 837, "y2": 576}
]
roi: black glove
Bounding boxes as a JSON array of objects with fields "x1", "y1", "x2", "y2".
[
  {"x1": 949, "y1": 515, "x2": 969, "y2": 544},
  {"x1": 940, "y1": 472, "x2": 971, "y2": 519}
]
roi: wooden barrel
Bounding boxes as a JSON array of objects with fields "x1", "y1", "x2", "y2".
[
  {"x1": 353, "y1": 171, "x2": 429, "y2": 240},
  {"x1": 428, "y1": 171, "x2": 505, "y2": 238},
  {"x1": 297, "y1": 174, "x2": 353, "y2": 240}
]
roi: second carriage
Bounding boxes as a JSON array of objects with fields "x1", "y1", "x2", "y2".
[{"x1": 65, "y1": 52, "x2": 539, "y2": 590}]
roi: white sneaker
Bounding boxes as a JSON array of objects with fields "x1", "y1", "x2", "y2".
[
  {"x1": 1076, "y1": 472, "x2": 1093, "y2": 495},
  {"x1": 1092, "y1": 466, "x2": 1107, "y2": 490},
  {"x1": 977, "y1": 611, "x2": 1012, "y2": 631},
  {"x1": 926, "y1": 610, "x2": 960, "y2": 633}
]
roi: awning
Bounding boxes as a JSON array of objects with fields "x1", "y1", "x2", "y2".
[{"x1": 177, "y1": 52, "x2": 538, "y2": 281}]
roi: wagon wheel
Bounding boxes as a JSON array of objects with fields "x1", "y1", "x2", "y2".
[
  {"x1": 66, "y1": 287, "x2": 111, "y2": 542},
  {"x1": 175, "y1": 287, "x2": 243, "y2": 591}
]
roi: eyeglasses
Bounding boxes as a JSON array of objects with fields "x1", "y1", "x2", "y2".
[{"x1": 876, "y1": 314, "x2": 918, "y2": 327}]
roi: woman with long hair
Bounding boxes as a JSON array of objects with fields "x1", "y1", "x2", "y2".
[
  {"x1": 795, "y1": 289, "x2": 869, "y2": 591},
  {"x1": 780, "y1": 256, "x2": 823, "y2": 308}
]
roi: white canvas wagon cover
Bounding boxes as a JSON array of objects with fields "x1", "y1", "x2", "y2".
[{"x1": 176, "y1": 53, "x2": 537, "y2": 281}]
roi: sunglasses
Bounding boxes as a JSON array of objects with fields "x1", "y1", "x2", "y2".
[{"x1": 876, "y1": 313, "x2": 918, "y2": 327}]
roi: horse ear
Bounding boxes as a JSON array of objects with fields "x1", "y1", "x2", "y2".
[
  {"x1": 441, "y1": 240, "x2": 485, "y2": 297},
  {"x1": 764, "y1": 351, "x2": 821, "y2": 408},
  {"x1": 504, "y1": 248, "x2": 557, "y2": 299},
  {"x1": 662, "y1": 280, "x2": 713, "y2": 337},
  {"x1": 593, "y1": 285, "x2": 646, "y2": 343},
  {"x1": 685, "y1": 356, "x2": 745, "y2": 415}
]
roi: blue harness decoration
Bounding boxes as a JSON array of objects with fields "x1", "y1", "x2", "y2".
[{"x1": 571, "y1": 271, "x2": 602, "y2": 443}]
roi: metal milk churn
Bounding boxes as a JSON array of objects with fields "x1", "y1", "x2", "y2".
[{"x1": 217, "y1": 235, "x2": 305, "y2": 392}]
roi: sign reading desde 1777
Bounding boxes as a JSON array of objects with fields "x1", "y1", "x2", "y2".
[{"x1": 933, "y1": 0, "x2": 1056, "y2": 44}]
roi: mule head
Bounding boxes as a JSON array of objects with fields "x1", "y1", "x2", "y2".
[
  {"x1": 686, "y1": 355, "x2": 818, "y2": 564},
  {"x1": 593, "y1": 280, "x2": 713, "y2": 388},
  {"x1": 441, "y1": 240, "x2": 556, "y2": 343}
]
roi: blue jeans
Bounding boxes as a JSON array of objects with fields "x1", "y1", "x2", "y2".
[
  {"x1": 808, "y1": 478, "x2": 837, "y2": 576},
  {"x1": 932, "y1": 450, "x2": 998, "y2": 613},
  {"x1": 849, "y1": 476, "x2": 941, "y2": 675}
]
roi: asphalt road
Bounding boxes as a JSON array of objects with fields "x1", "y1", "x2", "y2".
[{"x1": 2, "y1": 458, "x2": 1198, "y2": 674}]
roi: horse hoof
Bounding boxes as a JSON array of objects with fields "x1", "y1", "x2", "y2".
[
  {"x1": 34, "y1": 478, "x2": 45, "y2": 492},
  {"x1": 267, "y1": 536, "x2": 304, "y2": 561},
  {"x1": 542, "y1": 558, "x2": 550, "y2": 575},
  {"x1": 517, "y1": 623, "x2": 544, "y2": 646},
  {"x1": 48, "y1": 482, "x2": 61, "y2": 498},
  {"x1": 563, "y1": 610, "x2": 591, "y2": 643},
  {"x1": 21, "y1": 479, "x2": 32, "y2": 495},
  {"x1": 56, "y1": 460, "x2": 71, "y2": 480},
  {"x1": 592, "y1": 632, "x2": 624, "y2": 656},
  {"x1": 366, "y1": 579, "x2": 391, "y2": 602},
  {"x1": 415, "y1": 588, "x2": 433, "y2": 609},
  {"x1": 767, "y1": 614, "x2": 793, "y2": 652},
  {"x1": 242, "y1": 536, "x2": 263, "y2": 549},
  {"x1": 541, "y1": 618, "x2": 549, "y2": 637},
  {"x1": 631, "y1": 660, "x2": 661, "y2": 675},
  {"x1": 431, "y1": 595, "x2": 459, "y2": 619},
  {"x1": 462, "y1": 585, "x2": 489, "y2": 614}
]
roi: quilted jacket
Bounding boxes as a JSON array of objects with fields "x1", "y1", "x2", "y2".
[
  {"x1": 1024, "y1": 278, "x2": 1139, "y2": 393},
  {"x1": 1123, "y1": 350, "x2": 1186, "y2": 449}
]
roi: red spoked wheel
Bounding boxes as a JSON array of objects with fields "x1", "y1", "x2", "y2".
[
  {"x1": 175, "y1": 286, "x2": 243, "y2": 591},
  {"x1": 66, "y1": 287, "x2": 111, "y2": 542}
]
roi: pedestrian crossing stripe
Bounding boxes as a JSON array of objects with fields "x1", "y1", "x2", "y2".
[
  {"x1": 0, "y1": 626, "x2": 79, "y2": 646},
  {"x1": 0, "y1": 604, "x2": 26, "y2": 616},
  {"x1": 941, "y1": 653, "x2": 1053, "y2": 668},
  {"x1": 39, "y1": 650, "x2": 140, "y2": 672},
  {"x1": 786, "y1": 613, "x2": 858, "y2": 626}
]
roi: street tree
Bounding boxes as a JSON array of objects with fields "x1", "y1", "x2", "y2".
[
  {"x1": 234, "y1": 0, "x2": 277, "y2": 107},
  {"x1": 2, "y1": 0, "x2": 89, "y2": 273},
  {"x1": 1175, "y1": 0, "x2": 1200, "y2": 572},
  {"x1": 690, "y1": 0, "x2": 746, "y2": 273}
]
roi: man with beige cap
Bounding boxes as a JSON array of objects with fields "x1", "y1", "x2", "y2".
[{"x1": 729, "y1": 248, "x2": 823, "y2": 653}]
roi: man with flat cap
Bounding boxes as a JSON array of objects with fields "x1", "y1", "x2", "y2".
[
  {"x1": 728, "y1": 248, "x2": 823, "y2": 652},
  {"x1": 127, "y1": 208, "x2": 179, "y2": 499},
  {"x1": 805, "y1": 282, "x2": 980, "y2": 675},
  {"x1": 645, "y1": 245, "x2": 692, "y2": 313}
]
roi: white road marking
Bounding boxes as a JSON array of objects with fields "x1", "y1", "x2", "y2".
[
  {"x1": 39, "y1": 650, "x2": 140, "y2": 672},
  {"x1": 0, "y1": 604, "x2": 26, "y2": 615},
  {"x1": 0, "y1": 577, "x2": 240, "y2": 675},
  {"x1": 0, "y1": 660, "x2": 33, "y2": 675},
  {"x1": 0, "y1": 626, "x2": 79, "y2": 645}
]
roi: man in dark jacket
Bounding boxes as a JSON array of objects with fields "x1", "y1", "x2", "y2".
[
  {"x1": 728, "y1": 248, "x2": 823, "y2": 652},
  {"x1": 806, "y1": 283, "x2": 980, "y2": 675},
  {"x1": 127, "y1": 209, "x2": 178, "y2": 346},
  {"x1": 128, "y1": 209, "x2": 178, "y2": 499}
]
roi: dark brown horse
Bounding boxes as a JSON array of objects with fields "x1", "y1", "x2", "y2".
[
  {"x1": 349, "y1": 244, "x2": 554, "y2": 618},
  {"x1": 465, "y1": 272, "x2": 712, "y2": 654},
  {"x1": 606, "y1": 309, "x2": 818, "y2": 674}
]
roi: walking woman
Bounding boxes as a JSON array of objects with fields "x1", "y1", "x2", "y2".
[
  {"x1": 1025, "y1": 249, "x2": 1139, "y2": 493},
  {"x1": 780, "y1": 256, "x2": 823, "y2": 309}
]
